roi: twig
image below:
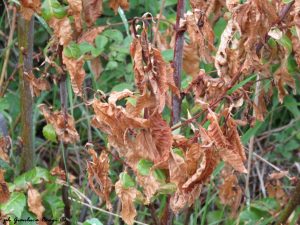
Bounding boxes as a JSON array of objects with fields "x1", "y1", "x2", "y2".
[
  {"x1": 152, "y1": 0, "x2": 166, "y2": 46},
  {"x1": 244, "y1": 147, "x2": 292, "y2": 180},
  {"x1": 0, "y1": 7, "x2": 16, "y2": 92},
  {"x1": 274, "y1": 180, "x2": 300, "y2": 225},
  {"x1": 245, "y1": 74, "x2": 260, "y2": 204},
  {"x1": 254, "y1": 162, "x2": 267, "y2": 198}
]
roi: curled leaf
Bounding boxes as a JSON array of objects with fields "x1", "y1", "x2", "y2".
[
  {"x1": 27, "y1": 185, "x2": 45, "y2": 220},
  {"x1": 0, "y1": 169, "x2": 10, "y2": 204}
]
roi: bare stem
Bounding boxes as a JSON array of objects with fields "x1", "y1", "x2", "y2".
[
  {"x1": 18, "y1": 14, "x2": 35, "y2": 172},
  {"x1": 171, "y1": 0, "x2": 185, "y2": 126}
]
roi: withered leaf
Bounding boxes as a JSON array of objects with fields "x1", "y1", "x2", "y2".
[
  {"x1": 0, "y1": 136, "x2": 10, "y2": 163},
  {"x1": 274, "y1": 65, "x2": 296, "y2": 103},
  {"x1": 20, "y1": 0, "x2": 41, "y2": 20},
  {"x1": 62, "y1": 53, "x2": 86, "y2": 96},
  {"x1": 82, "y1": 0, "x2": 103, "y2": 27},
  {"x1": 49, "y1": 17, "x2": 73, "y2": 46},
  {"x1": 28, "y1": 185, "x2": 45, "y2": 220},
  {"x1": 67, "y1": 0, "x2": 82, "y2": 32},
  {"x1": 150, "y1": 113, "x2": 172, "y2": 167},
  {"x1": 136, "y1": 171, "x2": 160, "y2": 204},
  {"x1": 39, "y1": 104, "x2": 80, "y2": 144},
  {"x1": 219, "y1": 174, "x2": 242, "y2": 217},
  {"x1": 25, "y1": 72, "x2": 51, "y2": 97},
  {"x1": 0, "y1": 169, "x2": 10, "y2": 204},
  {"x1": 109, "y1": 0, "x2": 129, "y2": 14},
  {"x1": 115, "y1": 179, "x2": 137, "y2": 225},
  {"x1": 87, "y1": 149, "x2": 112, "y2": 210},
  {"x1": 207, "y1": 110, "x2": 247, "y2": 173},
  {"x1": 78, "y1": 26, "x2": 106, "y2": 44}
]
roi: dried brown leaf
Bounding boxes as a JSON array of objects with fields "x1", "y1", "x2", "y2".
[
  {"x1": 67, "y1": 0, "x2": 82, "y2": 32},
  {"x1": 90, "y1": 57, "x2": 103, "y2": 80},
  {"x1": 0, "y1": 169, "x2": 10, "y2": 204},
  {"x1": 78, "y1": 26, "x2": 106, "y2": 44},
  {"x1": 274, "y1": 65, "x2": 296, "y2": 103},
  {"x1": 269, "y1": 171, "x2": 289, "y2": 180},
  {"x1": 62, "y1": 54, "x2": 86, "y2": 96},
  {"x1": 25, "y1": 72, "x2": 51, "y2": 97},
  {"x1": 49, "y1": 17, "x2": 72, "y2": 46},
  {"x1": 87, "y1": 149, "x2": 112, "y2": 210},
  {"x1": 82, "y1": 0, "x2": 103, "y2": 27},
  {"x1": 150, "y1": 113, "x2": 172, "y2": 167},
  {"x1": 207, "y1": 111, "x2": 247, "y2": 173},
  {"x1": 137, "y1": 171, "x2": 160, "y2": 204},
  {"x1": 109, "y1": 0, "x2": 129, "y2": 14},
  {"x1": 219, "y1": 174, "x2": 242, "y2": 217},
  {"x1": 115, "y1": 179, "x2": 137, "y2": 225},
  {"x1": 39, "y1": 104, "x2": 80, "y2": 144},
  {"x1": 0, "y1": 136, "x2": 10, "y2": 163},
  {"x1": 20, "y1": 0, "x2": 41, "y2": 20},
  {"x1": 27, "y1": 185, "x2": 45, "y2": 219}
]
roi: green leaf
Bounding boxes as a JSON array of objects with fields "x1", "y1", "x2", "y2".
[
  {"x1": 153, "y1": 169, "x2": 166, "y2": 183},
  {"x1": 64, "y1": 42, "x2": 81, "y2": 59},
  {"x1": 79, "y1": 42, "x2": 94, "y2": 54},
  {"x1": 41, "y1": 0, "x2": 67, "y2": 21},
  {"x1": 43, "y1": 124, "x2": 57, "y2": 143},
  {"x1": 95, "y1": 35, "x2": 109, "y2": 51},
  {"x1": 227, "y1": 74, "x2": 256, "y2": 95},
  {"x1": 172, "y1": 148, "x2": 184, "y2": 158},
  {"x1": 106, "y1": 61, "x2": 118, "y2": 70},
  {"x1": 19, "y1": 209, "x2": 38, "y2": 225},
  {"x1": 111, "y1": 83, "x2": 133, "y2": 92},
  {"x1": 83, "y1": 218, "x2": 103, "y2": 225},
  {"x1": 14, "y1": 167, "x2": 51, "y2": 188},
  {"x1": 284, "y1": 95, "x2": 300, "y2": 118},
  {"x1": 242, "y1": 121, "x2": 263, "y2": 144},
  {"x1": 162, "y1": 49, "x2": 174, "y2": 61},
  {"x1": 137, "y1": 159, "x2": 154, "y2": 176},
  {"x1": 120, "y1": 172, "x2": 135, "y2": 188},
  {"x1": 103, "y1": 29, "x2": 123, "y2": 44},
  {"x1": 0, "y1": 192, "x2": 26, "y2": 217},
  {"x1": 118, "y1": 7, "x2": 130, "y2": 37},
  {"x1": 276, "y1": 35, "x2": 293, "y2": 53},
  {"x1": 282, "y1": 0, "x2": 293, "y2": 3}
]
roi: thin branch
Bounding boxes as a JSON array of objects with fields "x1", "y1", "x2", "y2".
[
  {"x1": 152, "y1": 0, "x2": 166, "y2": 46},
  {"x1": 0, "y1": 7, "x2": 16, "y2": 91}
]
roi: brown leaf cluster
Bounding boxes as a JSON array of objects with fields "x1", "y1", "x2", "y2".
[
  {"x1": 39, "y1": 104, "x2": 80, "y2": 144},
  {"x1": 215, "y1": 0, "x2": 279, "y2": 82},
  {"x1": 82, "y1": 0, "x2": 103, "y2": 27},
  {"x1": 130, "y1": 26, "x2": 179, "y2": 113},
  {"x1": 185, "y1": 10, "x2": 215, "y2": 64},
  {"x1": 87, "y1": 149, "x2": 112, "y2": 210}
]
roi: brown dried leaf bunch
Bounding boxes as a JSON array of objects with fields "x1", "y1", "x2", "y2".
[{"x1": 89, "y1": 20, "x2": 249, "y2": 223}]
